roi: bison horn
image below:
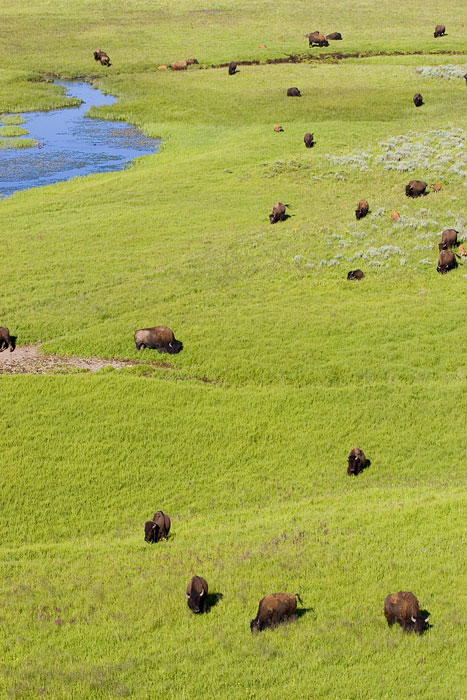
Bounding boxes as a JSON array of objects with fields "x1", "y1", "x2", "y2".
[
  {"x1": 185, "y1": 593, "x2": 190, "y2": 598},
  {"x1": 411, "y1": 616, "x2": 416, "y2": 623},
  {"x1": 425, "y1": 615, "x2": 430, "y2": 623}
]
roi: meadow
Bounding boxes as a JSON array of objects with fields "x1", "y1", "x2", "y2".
[{"x1": 0, "y1": 1, "x2": 466, "y2": 698}]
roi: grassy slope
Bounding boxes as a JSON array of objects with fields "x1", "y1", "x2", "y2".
[{"x1": 0, "y1": 1, "x2": 466, "y2": 698}]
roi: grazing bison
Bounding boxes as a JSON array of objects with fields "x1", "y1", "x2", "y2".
[
  {"x1": 355, "y1": 199, "x2": 369, "y2": 220},
  {"x1": 186, "y1": 58, "x2": 199, "y2": 65},
  {"x1": 287, "y1": 87, "x2": 301, "y2": 97},
  {"x1": 250, "y1": 593, "x2": 303, "y2": 633},
  {"x1": 437, "y1": 249, "x2": 457, "y2": 274},
  {"x1": 170, "y1": 61, "x2": 188, "y2": 71},
  {"x1": 347, "y1": 269, "x2": 364, "y2": 281},
  {"x1": 405, "y1": 180, "x2": 427, "y2": 197},
  {"x1": 391, "y1": 211, "x2": 401, "y2": 221},
  {"x1": 434, "y1": 24, "x2": 446, "y2": 37},
  {"x1": 269, "y1": 202, "x2": 287, "y2": 224},
  {"x1": 273, "y1": 124, "x2": 284, "y2": 132},
  {"x1": 144, "y1": 510, "x2": 171, "y2": 543},
  {"x1": 304, "y1": 132, "x2": 314, "y2": 148},
  {"x1": 459, "y1": 244, "x2": 467, "y2": 257},
  {"x1": 186, "y1": 576, "x2": 208, "y2": 614},
  {"x1": 228, "y1": 61, "x2": 237, "y2": 75},
  {"x1": 134, "y1": 326, "x2": 183, "y2": 353},
  {"x1": 384, "y1": 592, "x2": 429, "y2": 635},
  {"x1": 326, "y1": 32, "x2": 342, "y2": 40},
  {"x1": 413, "y1": 93, "x2": 423, "y2": 107},
  {"x1": 438, "y1": 228, "x2": 458, "y2": 251},
  {"x1": 347, "y1": 446, "x2": 367, "y2": 475},
  {"x1": 308, "y1": 31, "x2": 329, "y2": 47},
  {"x1": 93, "y1": 49, "x2": 111, "y2": 66},
  {"x1": 0, "y1": 326, "x2": 14, "y2": 352}
]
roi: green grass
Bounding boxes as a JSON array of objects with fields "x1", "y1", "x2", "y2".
[
  {"x1": 1, "y1": 113, "x2": 26, "y2": 125},
  {"x1": 0, "y1": 1, "x2": 466, "y2": 698},
  {"x1": 0, "y1": 125, "x2": 28, "y2": 136}
]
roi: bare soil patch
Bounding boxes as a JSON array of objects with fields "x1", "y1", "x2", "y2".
[{"x1": 0, "y1": 344, "x2": 173, "y2": 375}]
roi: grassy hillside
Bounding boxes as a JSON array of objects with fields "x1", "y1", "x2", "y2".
[{"x1": 0, "y1": 1, "x2": 466, "y2": 698}]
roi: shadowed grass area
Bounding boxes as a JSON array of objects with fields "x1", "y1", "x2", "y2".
[{"x1": 0, "y1": 1, "x2": 466, "y2": 698}]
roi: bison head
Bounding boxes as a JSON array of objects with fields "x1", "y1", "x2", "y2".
[
  {"x1": 167, "y1": 339, "x2": 183, "y2": 354},
  {"x1": 187, "y1": 588, "x2": 206, "y2": 614},
  {"x1": 250, "y1": 617, "x2": 261, "y2": 633},
  {"x1": 144, "y1": 521, "x2": 158, "y2": 543},
  {"x1": 409, "y1": 613, "x2": 430, "y2": 635}
]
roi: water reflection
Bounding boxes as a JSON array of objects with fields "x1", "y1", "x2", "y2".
[{"x1": 0, "y1": 81, "x2": 159, "y2": 197}]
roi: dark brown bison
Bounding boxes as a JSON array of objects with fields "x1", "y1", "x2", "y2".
[
  {"x1": 186, "y1": 576, "x2": 208, "y2": 614},
  {"x1": 464, "y1": 73, "x2": 467, "y2": 86},
  {"x1": 308, "y1": 31, "x2": 329, "y2": 47},
  {"x1": 144, "y1": 510, "x2": 171, "y2": 543},
  {"x1": 438, "y1": 228, "x2": 458, "y2": 251},
  {"x1": 170, "y1": 61, "x2": 188, "y2": 71},
  {"x1": 347, "y1": 269, "x2": 364, "y2": 281},
  {"x1": 434, "y1": 24, "x2": 446, "y2": 37},
  {"x1": 413, "y1": 93, "x2": 423, "y2": 107},
  {"x1": 93, "y1": 49, "x2": 111, "y2": 66},
  {"x1": 287, "y1": 87, "x2": 301, "y2": 97},
  {"x1": 355, "y1": 199, "x2": 369, "y2": 220},
  {"x1": 347, "y1": 446, "x2": 367, "y2": 475},
  {"x1": 269, "y1": 202, "x2": 287, "y2": 224},
  {"x1": 326, "y1": 32, "x2": 342, "y2": 40},
  {"x1": 134, "y1": 326, "x2": 183, "y2": 353},
  {"x1": 250, "y1": 593, "x2": 303, "y2": 633},
  {"x1": 304, "y1": 132, "x2": 314, "y2": 148},
  {"x1": 228, "y1": 61, "x2": 237, "y2": 75},
  {"x1": 384, "y1": 592, "x2": 429, "y2": 635},
  {"x1": 405, "y1": 180, "x2": 427, "y2": 197},
  {"x1": 0, "y1": 326, "x2": 14, "y2": 352},
  {"x1": 437, "y1": 249, "x2": 457, "y2": 274}
]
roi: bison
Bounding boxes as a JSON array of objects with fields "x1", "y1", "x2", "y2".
[
  {"x1": 186, "y1": 576, "x2": 208, "y2": 614},
  {"x1": 134, "y1": 326, "x2": 183, "y2": 353},
  {"x1": 93, "y1": 49, "x2": 111, "y2": 66},
  {"x1": 0, "y1": 326, "x2": 14, "y2": 352},
  {"x1": 186, "y1": 58, "x2": 199, "y2": 65},
  {"x1": 347, "y1": 446, "x2": 367, "y2": 475},
  {"x1": 287, "y1": 87, "x2": 301, "y2": 97},
  {"x1": 269, "y1": 202, "x2": 287, "y2": 224},
  {"x1": 144, "y1": 510, "x2": 171, "y2": 543},
  {"x1": 384, "y1": 592, "x2": 429, "y2": 635},
  {"x1": 355, "y1": 199, "x2": 369, "y2": 220},
  {"x1": 170, "y1": 61, "x2": 188, "y2": 71},
  {"x1": 413, "y1": 93, "x2": 423, "y2": 107},
  {"x1": 434, "y1": 24, "x2": 446, "y2": 37},
  {"x1": 304, "y1": 132, "x2": 314, "y2": 148},
  {"x1": 347, "y1": 269, "x2": 364, "y2": 281},
  {"x1": 391, "y1": 211, "x2": 401, "y2": 221},
  {"x1": 228, "y1": 61, "x2": 237, "y2": 75},
  {"x1": 430, "y1": 183, "x2": 442, "y2": 193},
  {"x1": 464, "y1": 72, "x2": 467, "y2": 86},
  {"x1": 250, "y1": 593, "x2": 303, "y2": 633},
  {"x1": 438, "y1": 228, "x2": 458, "y2": 251},
  {"x1": 437, "y1": 249, "x2": 457, "y2": 274},
  {"x1": 326, "y1": 32, "x2": 342, "y2": 40},
  {"x1": 405, "y1": 180, "x2": 427, "y2": 198},
  {"x1": 308, "y1": 31, "x2": 329, "y2": 47},
  {"x1": 459, "y1": 244, "x2": 467, "y2": 257},
  {"x1": 273, "y1": 124, "x2": 284, "y2": 132}
]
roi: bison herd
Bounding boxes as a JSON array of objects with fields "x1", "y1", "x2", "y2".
[{"x1": 145, "y1": 504, "x2": 430, "y2": 634}]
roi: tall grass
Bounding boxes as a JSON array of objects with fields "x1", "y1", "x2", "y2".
[{"x1": 0, "y1": 1, "x2": 466, "y2": 698}]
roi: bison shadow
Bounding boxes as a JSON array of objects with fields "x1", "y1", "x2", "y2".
[
  {"x1": 295, "y1": 607, "x2": 314, "y2": 620},
  {"x1": 206, "y1": 592, "x2": 223, "y2": 612}
]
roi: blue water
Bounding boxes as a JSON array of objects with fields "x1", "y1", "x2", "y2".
[{"x1": 0, "y1": 81, "x2": 159, "y2": 197}]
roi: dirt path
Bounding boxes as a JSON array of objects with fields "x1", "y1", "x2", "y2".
[{"x1": 0, "y1": 344, "x2": 168, "y2": 375}]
